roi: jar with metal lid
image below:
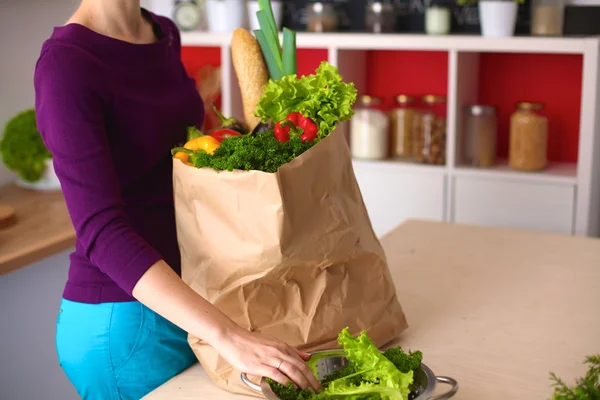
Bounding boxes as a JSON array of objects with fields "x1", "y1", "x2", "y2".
[
  {"x1": 306, "y1": 2, "x2": 338, "y2": 32},
  {"x1": 366, "y1": 0, "x2": 395, "y2": 33},
  {"x1": 389, "y1": 95, "x2": 418, "y2": 159},
  {"x1": 413, "y1": 95, "x2": 447, "y2": 165},
  {"x1": 462, "y1": 105, "x2": 498, "y2": 167},
  {"x1": 509, "y1": 102, "x2": 548, "y2": 171},
  {"x1": 350, "y1": 95, "x2": 389, "y2": 160}
]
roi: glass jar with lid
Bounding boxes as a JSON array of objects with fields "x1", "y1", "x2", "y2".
[
  {"x1": 509, "y1": 102, "x2": 548, "y2": 171},
  {"x1": 531, "y1": 0, "x2": 565, "y2": 36},
  {"x1": 350, "y1": 95, "x2": 389, "y2": 160},
  {"x1": 413, "y1": 95, "x2": 447, "y2": 165},
  {"x1": 306, "y1": 1, "x2": 338, "y2": 32},
  {"x1": 462, "y1": 105, "x2": 498, "y2": 167},
  {"x1": 365, "y1": 0, "x2": 396, "y2": 33},
  {"x1": 389, "y1": 95, "x2": 418, "y2": 159}
]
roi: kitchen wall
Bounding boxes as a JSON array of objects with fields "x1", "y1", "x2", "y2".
[
  {"x1": 1, "y1": 1, "x2": 147, "y2": 399},
  {"x1": 0, "y1": 0, "x2": 78, "y2": 186},
  {"x1": 0, "y1": 0, "x2": 155, "y2": 187},
  {"x1": 0, "y1": 251, "x2": 77, "y2": 400},
  {"x1": 0, "y1": 3, "x2": 79, "y2": 397}
]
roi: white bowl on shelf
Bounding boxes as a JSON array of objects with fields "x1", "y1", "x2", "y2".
[{"x1": 15, "y1": 158, "x2": 61, "y2": 192}]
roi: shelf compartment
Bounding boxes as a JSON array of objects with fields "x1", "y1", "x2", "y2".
[
  {"x1": 452, "y1": 175, "x2": 576, "y2": 235},
  {"x1": 454, "y1": 161, "x2": 577, "y2": 185},
  {"x1": 453, "y1": 51, "x2": 583, "y2": 170},
  {"x1": 353, "y1": 161, "x2": 447, "y2": 237}
]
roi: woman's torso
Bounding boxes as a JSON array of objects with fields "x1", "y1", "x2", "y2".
[{"x1": 38, "y1": 10, "x2": 204, "y2": 303}]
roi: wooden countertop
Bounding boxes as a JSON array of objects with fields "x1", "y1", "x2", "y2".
[
  {"x1": 144, "y1": 220, "x2": 600, "y2": 400},
  {"x1": 0, "y1": 184, "x2": 75, "y2": 275}
]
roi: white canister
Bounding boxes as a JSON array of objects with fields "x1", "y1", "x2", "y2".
[
  {"x1": 350, "y1": 96, "x2": 390, "y2": 160},
  {"x1": 478, "y1": 0, "x2": 518, "y2": 37},
  {"x1": 425, "y1": 6, "x2": 451, "y2": 35},
  {"x1": 206, "y1": 0, "x2": 247, "y2": 33},
  {"x1": 247, "y1": 0, "x2": 283, "y2": 32}
]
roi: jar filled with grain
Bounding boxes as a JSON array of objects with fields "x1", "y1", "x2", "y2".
[
  {"x1": 350, "y1": 95, "x2": 389, "y2": 160},
  {"x1": 509, "y1": 102, "x2": 548, "y2": 171},
  {"x1": 463, "y1": 105, "x2": 497, "y2": 167},
  {"x1": 413, "y1": 95, "x2": 447, "y2": 165},
  {"x1": 389, "y1": 95, "x2": 418, "y2": 159}
]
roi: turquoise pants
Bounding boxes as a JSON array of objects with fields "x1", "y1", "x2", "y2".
[{"x1": 56, "y1": 298, "x2": 197, "y2": 400}]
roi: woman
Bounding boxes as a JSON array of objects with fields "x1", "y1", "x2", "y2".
[{"x1": 33, "y1": 1, "x2": 320, "y2": 399}]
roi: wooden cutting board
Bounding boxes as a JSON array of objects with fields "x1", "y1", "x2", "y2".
[{"x1": 0, "y1": 204, "x2": 16, "y2": 229}]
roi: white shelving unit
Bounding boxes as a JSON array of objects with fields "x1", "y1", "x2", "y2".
[{"x1": 181, "y1": 32, "x2": 600, "y2": 238}]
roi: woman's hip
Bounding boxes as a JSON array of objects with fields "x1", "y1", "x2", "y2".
[{"x1": 56, "y1": 298, "x2": 196, "y2": 400}]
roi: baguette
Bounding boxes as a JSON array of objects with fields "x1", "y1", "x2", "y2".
[{"x1": 231, "y1": 28, "x2": 270, "y2": 130}]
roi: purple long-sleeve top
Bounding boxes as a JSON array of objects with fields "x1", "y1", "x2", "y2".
[{"x1": 34, "y1": 10, "x2": 204, "y2": 303}]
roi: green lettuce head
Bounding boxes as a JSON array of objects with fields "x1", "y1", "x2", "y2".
[{"x1": 255, "y1": 61, "x2": 358, "y2": 139}]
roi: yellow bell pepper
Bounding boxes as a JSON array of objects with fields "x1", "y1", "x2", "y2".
[
  {"x1": 183, "y1": 136, "x2": 220, "y2": 155},
  {"x1": 173, "y1": 151, "x2": 189, "y2": 163}
]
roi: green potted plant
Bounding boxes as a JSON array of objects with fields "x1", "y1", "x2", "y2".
[
  {"x1": 0, "y1": 108, "x2": 60, "y2": 191},
  {"x1": 458, "y1": 0, "x2": 525, "y2": 37}
]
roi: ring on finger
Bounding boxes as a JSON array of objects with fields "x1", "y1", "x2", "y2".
[{"x1": 276, "y1": 359, "x2": 283, "y2": 370}]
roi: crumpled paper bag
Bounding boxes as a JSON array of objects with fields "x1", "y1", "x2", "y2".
[{"x1": 173, "y1": 129, "x2": 409, "y2": 397}]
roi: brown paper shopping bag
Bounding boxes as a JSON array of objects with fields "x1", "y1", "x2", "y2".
[{"x1": 172, "y1": 129, "x2": 409, "y2": 396}]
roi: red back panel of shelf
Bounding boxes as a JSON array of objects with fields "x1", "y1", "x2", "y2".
[
  {"x1": 366, "y1": 51, "x2": 449, "y2": 109},
  {"x1": 297, "y1": 48, "x2": 329, "y2": 77}
]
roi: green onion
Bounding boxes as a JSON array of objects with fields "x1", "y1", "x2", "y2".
[
  {"x1": 254, "y1": 30, "x2": 283, "y2": 81},
  {"x1": 282, "y1": 28, "x2": 297, "y2": 76}
]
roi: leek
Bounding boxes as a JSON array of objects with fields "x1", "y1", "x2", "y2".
[
  {"x1": 258, "y1": 0, "x2": 280, "y2": 50},
  {"x1": 282, "y1": 28, "x2": 297, "y2": 76},
  {"x1": 253, "y1": 0, "x2": 297, "y2": 80},
  {"x1": 256, "y1": 10, "x2": 282, "y2": 70},
  {"x1": 254, "y1": 30, "x2": 283, "y2": 81}
]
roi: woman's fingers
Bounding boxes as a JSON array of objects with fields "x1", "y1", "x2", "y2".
[
  {"x1": 297, "y1": 350, "x2": 312, "y2": 361},
  {"x1": 276, "y1": 360, "x2": 313, "y2": 390},
  {"x1": 261, "y1": 366, "x2": 293, "y2": 388},
  {"x1": 274, "y1": 353, "x2": 321, "y2": 392}
]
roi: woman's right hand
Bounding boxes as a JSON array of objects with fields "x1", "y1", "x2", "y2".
[{"x1": 213, "y1": 326, "x2": 321, "y2": 393}]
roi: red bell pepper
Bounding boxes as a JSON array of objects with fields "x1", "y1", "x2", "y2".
[
  {"x1": 285, "y1": 112, "x2": 303, "y2": 126},
  {"x1": 274, "y1": 120, "x2": 293, "y2": 142},
  {"x1": 298, "y1": 117, "x2": 318, "y2": 142},
  {"x1": 282, "y1": 112, "x2": 319, "y2": 142}
]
